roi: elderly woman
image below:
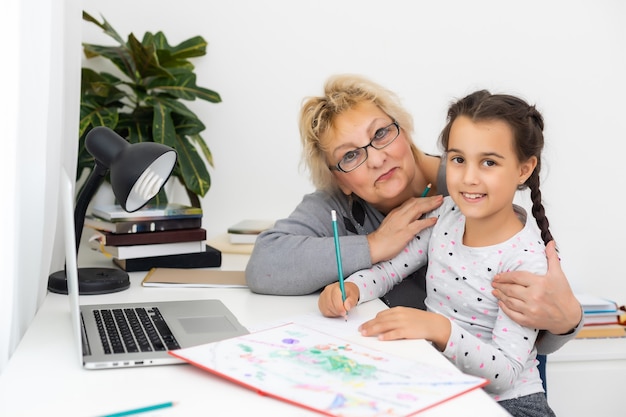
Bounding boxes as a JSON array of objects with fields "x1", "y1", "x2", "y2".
[{"x1": 246, "y1": 74, "x2": 582, "y2": 354}]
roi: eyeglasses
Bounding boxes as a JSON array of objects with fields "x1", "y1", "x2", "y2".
[{"x1": 330, "y1": 121, "x2": 400, "y2": 173}]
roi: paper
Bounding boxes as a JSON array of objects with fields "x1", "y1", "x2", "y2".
[
  {"x1": 142, "y1": 268, "x2": 247, "y2": 288},
  {"x1": 247, "y1": 310, "x2": 367, "y2": 336},
  {"x1": 170, "y1": 323, "x2": 487, "y2": 417}
]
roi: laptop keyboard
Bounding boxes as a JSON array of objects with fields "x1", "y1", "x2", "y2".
[{"x1": 93, "y1": 307, "x2": 181, "y2": 354}]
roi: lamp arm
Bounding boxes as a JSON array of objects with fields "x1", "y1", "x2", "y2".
[{"x1": 73, "y1": 162, "x2": 108, "y2": 254}]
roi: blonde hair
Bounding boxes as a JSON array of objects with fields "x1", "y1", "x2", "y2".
[{"x1": 299, "y1": 74, "x2": 419, "y2": 192}]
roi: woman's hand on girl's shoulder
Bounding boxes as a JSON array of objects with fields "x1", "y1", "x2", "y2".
[
  {"x1": 492, "y1": 240, "x2": 582, "y2": 334},
  {"x1": 368, "y1": 195, "x2": 443, "y2": 263}
]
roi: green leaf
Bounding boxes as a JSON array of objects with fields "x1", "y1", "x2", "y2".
[
  {"x1": 83, "y1": 11, "x2": 125, "y2": 45},
  {"x1": 127, "y1": 33, "x2": 173, "y2": 80},
  {"x1": 147, "y1": 188, "x2": 169, "y2": 206},
  {"x1": 123, "y1": 119, "x2": 151, "y2": 144},
  {"x1": 79, "y1": 103, "x2": 119, "y2": 138},
  {"x1": 152, "y1": 103, "x2": 177, "y2": 147},
  {"x1": 147, "y1": 72, "x2": 222, "y2": 103},
  {"x1": 82, "y1": 43, "x2": 137, "y2": 81},
  {"x1": 175, "y1": 135, "x2": 211, "y2": 197},
  {"x1": 173, "y1": 114, "x2": 206, "y2": 137},
  {"x1": 153, "y1": 36, "x2": 207, "y2": 70},
  {"x1": 145, "y1": 95, "x2": 198, "y2": 119},
  {"x1": 81, "y1": 69, "x2": 128, "y2": 109},
  {"x1": 189, "y1": 134, "x2": 214, "y2": 167}
]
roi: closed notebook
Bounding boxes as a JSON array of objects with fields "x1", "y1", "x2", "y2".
[
  {"x1": 113, "y1": 245, "x2": 222, "y2": 272},
  {"x1": 142, "y1": 268, "x2": 247, "y2": 288}
]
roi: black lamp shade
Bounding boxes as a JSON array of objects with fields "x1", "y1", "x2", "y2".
[{"x1": 86, "y1": 127, "x2": 177, "y2": 212}]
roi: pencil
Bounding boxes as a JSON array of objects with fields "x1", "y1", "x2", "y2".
[
  {"x1": 101, "y1": 401, "x2": 176, "y2": 417},
  {"x1": 331, "y1": 210, "x2": 347, "y2": 320},
  {"x1": 421, "y1": 183, "x2": 432, "y2": 197}
]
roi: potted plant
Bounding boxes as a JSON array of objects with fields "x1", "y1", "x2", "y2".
[{"x1": 79, "y1": 11, "x2": 220, "y2": 207}]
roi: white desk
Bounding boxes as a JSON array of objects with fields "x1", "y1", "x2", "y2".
[{"x1": 0, "y1": 251, "x2": 508, "y2": 417}]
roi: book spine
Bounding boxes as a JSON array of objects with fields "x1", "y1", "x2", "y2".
[
  {"x1": 108, "y1": 241, "x2": 206, "y2": 259},
  {"x1": 113, "y1": 245, "x2": 222, "y2": 272},
  {"x1": 93, "y1": 206, "x2": 202, "y2": 221},
  {"x1": 102, "y1": 228, "x2": 207, "y2": 246},
  {"x1": 228, "y1": 233, "x2": 258, "y2": 244},
  {"x1": 96, "y1": 213, "x2": 202, "y2": 222},
  {"x1": 87, "y1": 217, "x2": 202, "y2": 233}
]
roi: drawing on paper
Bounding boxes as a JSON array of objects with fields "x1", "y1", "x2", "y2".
[{"x1": 171, "y1": 323, "x2": 487, "y2": 417}]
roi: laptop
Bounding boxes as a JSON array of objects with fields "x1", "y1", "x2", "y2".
[{"x1": 58, "y1": 169, "x2": 249, "y2": 370}]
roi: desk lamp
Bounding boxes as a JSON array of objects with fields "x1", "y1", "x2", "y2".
[{"x1": 48, "y1": 126, "x2": 177, "y2": 295}]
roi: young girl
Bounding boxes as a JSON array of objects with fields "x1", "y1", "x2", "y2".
[{"x1": 318, "y1": 90, "x2": 556, "y2": 416}]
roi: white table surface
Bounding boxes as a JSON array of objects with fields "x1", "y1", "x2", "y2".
[{"x1": 0, "y1": 250, "x2": 509, "y2": 417}]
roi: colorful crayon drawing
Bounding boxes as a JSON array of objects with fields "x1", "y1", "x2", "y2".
[{"x1": 170, "y1": 323, "x2": 487, "y2": 417}]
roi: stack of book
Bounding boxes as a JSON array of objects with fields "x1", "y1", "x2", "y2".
[
  {"x1": 574, "y1": 293, "x2": 625, "y2": 339},
  {"x1": 86, "y1": 203, "x2": 221, "y2": 272}
]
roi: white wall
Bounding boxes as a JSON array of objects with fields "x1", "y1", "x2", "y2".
[
  {"x1": 1, "y1": 0, "x2": 82, "y2": 373},
  {"x1": 81, "y1": 0, "x2": 626, "y2": 303}
]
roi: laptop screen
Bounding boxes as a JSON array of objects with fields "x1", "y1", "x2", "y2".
[{"x1": 59, "y1": 169, "x2": 83, "y2": 366}]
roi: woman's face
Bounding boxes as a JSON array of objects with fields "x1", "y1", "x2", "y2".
[{"x1": 327, "y1": 101, "x2": 417, "y2": 212}]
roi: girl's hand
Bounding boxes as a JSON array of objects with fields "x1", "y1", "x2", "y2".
[
  {"x1": 368, "y1": 195, "x2": 442, "y2": 264},
  {"x1": 318, "y1": 282, "x2": 359, "y2": 318},
  {"x1": 358, "y1": 307, "x2": 451, "y2": 350}
]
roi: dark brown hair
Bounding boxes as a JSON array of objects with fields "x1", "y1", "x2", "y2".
[{"x1": 439, "y1": 90, "x2": 554, "y2": 245}]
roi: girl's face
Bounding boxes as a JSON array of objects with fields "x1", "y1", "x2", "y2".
[
  {"x1": 446, "y1": 116, "x2": 536, "y2": 222},
  {"x1": 327, "y1": 101, "x2": 417, "y2": 213}
]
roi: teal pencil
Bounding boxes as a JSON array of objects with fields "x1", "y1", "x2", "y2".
[
  {"x1": 421, "y1": 183, "x2": 432, "y2": 197},
  {"x1": 102, "y1": 401, "x2": 176, "y2": 417},
  {"x1": 331, "y1": 210, "x2": 347, "y2": 319}
]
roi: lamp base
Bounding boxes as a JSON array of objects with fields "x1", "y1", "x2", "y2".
[{"x1": 48, "y1": 267, "x2": 131, "y2": 295}]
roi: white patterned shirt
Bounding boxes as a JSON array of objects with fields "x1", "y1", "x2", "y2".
[{"x1": 347, "y1": 196, "x2": 547, "y2": 401}]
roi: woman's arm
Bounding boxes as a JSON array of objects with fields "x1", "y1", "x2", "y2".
[
  {"x1": 245, "y1": 191, "x2": 372, "y2": 295},
  {"x1": 491, "y1": 240, "x2": 583, "y2": 353},
  {"x1": 246, "y1": 190, "x2": 444, "y2": 296}
]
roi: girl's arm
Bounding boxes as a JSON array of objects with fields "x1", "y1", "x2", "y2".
[
  {"x1": 346, "y1": 231, "x2": 431, "y2": 304},
  {"x1": 442, "y1": 315, "x2": 538, "y2": 395}
]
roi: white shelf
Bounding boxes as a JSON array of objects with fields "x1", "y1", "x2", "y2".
[
  {"x1": 548, "y1": 336, "x2": 626, "y2": 362},
  {"x1": 546, "y1": 336, "x2": 625, "y2": 415}
]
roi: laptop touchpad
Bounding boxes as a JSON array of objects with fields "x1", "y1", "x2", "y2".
[{"x1": 178, "y1": 316, "x2": 236, "y2": 333}]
